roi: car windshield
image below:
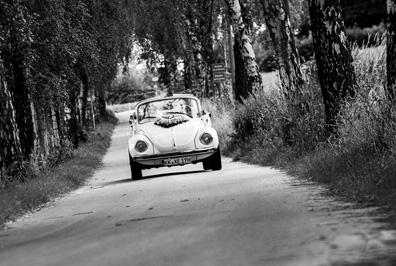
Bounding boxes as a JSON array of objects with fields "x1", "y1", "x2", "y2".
[{"x1": 137, "y1": 98, "x2": 200, "y2": 124}]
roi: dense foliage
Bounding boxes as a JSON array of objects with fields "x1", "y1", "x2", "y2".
[
  {"x1": 107, "y1": 66, "x2": 156, "y2": 104},
  {"x1": 0, "y1": 0, "x2": 134, "y2": 180},
  {"x1": 341, "y1": 0, "x2": 386, "y2": 28}
]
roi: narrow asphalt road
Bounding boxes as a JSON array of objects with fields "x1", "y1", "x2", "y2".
[{"x1": 0, "y1": 111, "x2": 395, "y2": 266}]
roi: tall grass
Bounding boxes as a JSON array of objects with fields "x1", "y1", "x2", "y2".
[
  {"x1": 201, "y1": 97, "x2": 235, "y2": 151},
  {"x1": 106, "y1": 102, "x2": 136, "y2": 113},
  {"x1": 303, "y1": 43, "x2": 396, "y2": 197},
  {"x1": 223, "y1": 70, "x2": 326, "y2": 166}
]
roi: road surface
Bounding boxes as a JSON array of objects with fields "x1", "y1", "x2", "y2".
[{"x1": 0, "y1": 111, "x2": 395, "y2": 266}]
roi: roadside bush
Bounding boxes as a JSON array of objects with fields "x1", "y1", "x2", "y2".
[
  {"x1": 346, "y1": 23, "x2": 386, "y2": 47},
  {"x1": 339, "y1": 44, "x2": 387, "y2": 149},
  {"x1": 316, "y1": 43, "x2": 396, "y2": 195},
  {"x1": 295, "y1": 42, "x2": 396, "y2": 199},
  {"x1": 201, "y1": 97, "x2": 234, "y2": 152},
  {"x1": 228, "y1": 69, "x2": 326, "y2": 164}
]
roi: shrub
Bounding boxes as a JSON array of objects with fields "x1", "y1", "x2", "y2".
[
  {"x1": 294, "y1": 42, "x2": 396, "y2": 199},
  {"x1": 346, "y1": 23, "x2": 386, "y2": 47},
  {"x1": 201, "y1": 97, "x2": 235, "y2": 152},
  {"x1": 338, "y1": 44, "x2": 389, "y2": 152},
  {"x1": 229, "y1": 70, "x2": 326, "y2": 163}
]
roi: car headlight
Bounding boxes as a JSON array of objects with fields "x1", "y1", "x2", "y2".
[
  {"x1": 200, "y1": 133, "x2": 213, "y2": 145},
  {"x1": 135, "y1": 140, "x2": 148, "y2": 152}
]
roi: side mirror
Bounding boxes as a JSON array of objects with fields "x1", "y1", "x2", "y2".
[
  {"x1": 129, "y1": 113, "x2": 137, "y2": 124},
  {"x1": 201, "y1": 110, "x2": 211, "y2": 117},
  {"x1": 200, "y1": 110, "x2": 208, "y2": 116}
]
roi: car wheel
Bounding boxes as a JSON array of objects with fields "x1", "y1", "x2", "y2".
[
  {"x1": 202, "y1": 160, "x2": 211, "y2": 170},
  {"x1": 210, "y1": 147, "x2": 222, "y2": 171},
  {"x1": 129, "y1": 153, "x2": 142, "y2": 180},
  {"x1": 202, "y1": 147, "x2": 222, "y2": 171}
]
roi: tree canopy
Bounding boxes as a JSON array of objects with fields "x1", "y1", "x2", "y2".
[{"x1": 0, "y1": 0, "x2": 134, "y2": 178}]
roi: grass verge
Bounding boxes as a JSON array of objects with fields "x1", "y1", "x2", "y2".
[{"x1": 0, "y1": 117, "x2": 116, "y2": 228}]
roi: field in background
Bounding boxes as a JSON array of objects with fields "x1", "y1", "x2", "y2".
[
  {"x1": 107, "y1": 102, "x2": 136, "y2": 113},
  {"x1": 261, "y1": 71, "x2": 279, "y2": 87},
  {"x1": 107, "y1": 72, "x2": 278, "y2": 113}
]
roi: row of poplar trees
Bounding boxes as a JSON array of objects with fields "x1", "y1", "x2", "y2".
[
  {"x1": 2, "y1": 0, "x2": 396, "y2": 180},
  {"x1": 0, "y1": 0, "x2": 135, "y2": 179}
]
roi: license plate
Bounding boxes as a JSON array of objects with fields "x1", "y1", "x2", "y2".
[{"x1": 162, "y1": 157, "x2": 191, "y2": 166}]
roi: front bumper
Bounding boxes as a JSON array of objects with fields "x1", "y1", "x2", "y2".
[{"x1": 132, "y1": 148, "x2": 216, "y2": 168}]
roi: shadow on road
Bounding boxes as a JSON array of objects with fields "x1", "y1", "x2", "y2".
[
  {"x1": 104, "y1": 170, "x2": 207, "y2": 186},
  {"x1": 142, "y1": 170, "x2": 206, "y2": 180}
]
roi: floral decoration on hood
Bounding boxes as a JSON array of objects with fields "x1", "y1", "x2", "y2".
[{"x1": 154, "y1": 114, "x2": 190, "y2": 128}]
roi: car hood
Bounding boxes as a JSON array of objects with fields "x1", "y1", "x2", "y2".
[{"x1": 140, "y1": 119, "x2": 203, "y2": 152}]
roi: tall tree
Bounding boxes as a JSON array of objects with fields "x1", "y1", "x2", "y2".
[
  {"x1": 225, "y1": 0, "x2": 262, "y2": 102},
  {"x1": 132, "y1": 0, "x2": 185, "y2": 94},
  {"x1": 88, "y1": 0, "x2": 135, "y2": 118},
  {"x1": 182, "y1": 0, "x2": 215, "y2": 96},
  {"x1": 308, "y1": 0, "x2": 357, "y2": 134},
  {"x1": 0, "y1": 63, "x2": 22, "y2": 178},
  {"x1": 28, "y1": 0, "x2": 74, "y2": 157},
  {"x1": 0, "y1": 0, "x2": 136, "y2": 173},
  {"x1": 1, "y1": 1, "x2": 35, "y2": 160},
  {"x1": 260, "y1": 0, "x2": 304, "y2": 98},
  {"x1": 25, "y1": 0, "x2": 94, "y2": 154},
  {"x1": 387, "y1": 0, "x2": 396, "y2": 103}
]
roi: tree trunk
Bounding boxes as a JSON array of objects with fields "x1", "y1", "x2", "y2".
[
  {"x1": 79, "y1": 75, "x2": 89, "y2": 126},
  {"x1": 54, "y1": 106, "x2": 65, "y2": 143},
  {"x1": 183, "y1": 9, "x2": 207, "y2": 96},
  {"x1": 68, "y1": 84, "x2": 80, "y2": 148},
  {"x1": 260, "y1": 0, "x2": 304, "y2": 98},
  {"x1": 184, "y1": 54, "x2": 199, "y2": 94},
  {"x1": 182, "y1": 0, "x2": 215, "y2": 97},
  {"x1": 2, "y1": 1, "x2": 35, "y2": 162},
  {"x1": 8, "y1": 55, "x2": 35, "y2": 161},
  {"x1": 51, "y1": 107, "x2": 60, "y2": 148},
  {"x1": 387, "y1": 0, "x2": 396, "y2": 103},
  {"x1": 159, "y1": 55, "x2": 178, "y2": 96},
  {"x1": 199, "y1": 0, "x2": 215, "y2": 97},
  {"x1": 225, "y1": 0, "x2": 262, "y2": 102},
  {"x1": 308, "y1": 0, "x2": 357, "y2": 134},
  {"x1": 97, "y1": 88, "x2": 107, "y2": 118},
  {"x1": 227, "y1": 21, "x2": 236, "y2": 99},
  {"x1": 0, "y1": 70, "x2": 23, "y2": 178},
  {"x1": 29, "y1": 100, "x2": 40, "y2": 164},
  {"x1": 233, "y1": 38, "x2": 250, "y2": 101}
]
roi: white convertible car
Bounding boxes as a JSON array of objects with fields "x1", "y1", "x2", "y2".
[{"x1": 128, "y1": 94, "x2": 221, "y2": 180}]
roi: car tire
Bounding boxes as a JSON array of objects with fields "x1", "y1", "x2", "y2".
[
  {"x1": 210, "y1": 147, "x2": 222, "y2": 171},
  {"x1": 203, "y1": 160, "x2": 211, "y2": 170},
  {"x1": 203, "y1": 147, "x2": 222, "y2": 171},
  {"x1": 129, "y1": 153, "x2": 142, "y2": 180}
]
